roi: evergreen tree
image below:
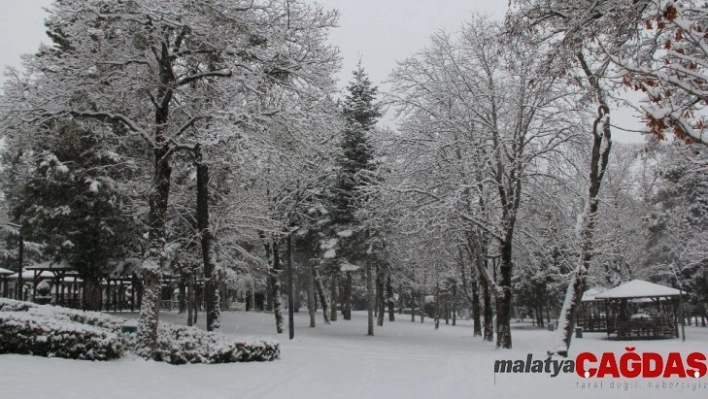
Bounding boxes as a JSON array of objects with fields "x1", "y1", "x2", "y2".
[
  {"x1": 330, "y1": 64, "x2": 382, "y2": 333},
  {"x1": 10, "y1": 121, "x2": 137, "y2": 310},
  {"x1": 334, "y1": 64, "x2": 382, "y2": 225}
]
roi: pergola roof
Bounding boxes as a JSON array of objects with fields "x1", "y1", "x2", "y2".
[
  {"x1": 8, "y1": 270, "x2": 53, "y2": 279},
  {"x1": 25, "y1": 260, "x2": 73, "y2": 271},
  {"x1": 0, "y1": 267, "x2": 14, "y2": 275},
  {"x1": 594, "y1": 279, "x2": 683, "y2": 299},
  {"x1": 581, "y1": 287, "x2": 607, "y2": 302}
]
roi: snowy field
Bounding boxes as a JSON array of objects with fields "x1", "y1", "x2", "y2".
[{"x1": 1, "y1": 310, "x2": 707, "y2": 399}]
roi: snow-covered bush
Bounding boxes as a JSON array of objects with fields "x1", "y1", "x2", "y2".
[
  {"x1": 0, "y1": 312, "x2": 123, "y2": 360},
  {"x1": 0, "y1": 298, "x2": 36, "y2": 312},
  {"x1": 151, "y1": 324, "x2": 279, "y2": 365},
  {"x1": 0, "y1": 298, "x2": 124, "y2": 330},
  {"x1": 0, "y1": 298, "x2": 279, "y2": 364}
]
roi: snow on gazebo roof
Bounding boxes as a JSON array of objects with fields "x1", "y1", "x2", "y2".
[
  {"x1": 25, "y1": 259, "x2": 73, "y2": 271},
  {"x1": 0, "y1": 267, "x2": 14, "y2": 275},
  {"x1": 8, "y1": 270, "x2": 52, "y2": 279},
  {"x1": 581, "y1": 286, "x2": 607, "y2": 302},
  {"x1": 594, "y1": 279, "x2": 683, "y2": 299}
]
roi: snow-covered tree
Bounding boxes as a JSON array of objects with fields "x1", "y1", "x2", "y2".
[
  {"x1": 0, "y1": 0, "x2": 340, "y2": 354},
  {"x1": 387, "y1": 16, "x2": 581, "y2": 348},
  {"x1": 10, "y1": 121, "x2": 139, "y2": 310}
]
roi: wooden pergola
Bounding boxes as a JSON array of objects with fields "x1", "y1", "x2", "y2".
[
  {"x1": 577, "y1": 287, "x2": 609, "y2": 332},
  {"x1": 25, "y1": 260, "x2": 83, "y2": 308},
  {"x1": 595, "y1": 279, "x2": 683, "y2": 340},
  {"x1": 7, "y1": 270, "x2": 52, "y2": 301},
  {"x1": 0, "y1": 267, "x2": 13, "y2": 298}
]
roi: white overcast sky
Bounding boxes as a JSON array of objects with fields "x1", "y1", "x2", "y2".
[{"x1": 0, "y1": 0, "x2": 645, "y2": 143}]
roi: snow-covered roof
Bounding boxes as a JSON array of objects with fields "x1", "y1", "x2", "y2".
[
  {"x1": 25, "y1": 260, "x2": 73, "y2": 271},
  {"x1": 8, "y1": 270, "x2": 53, "y2": 279},
  {"x1": 0, "y1": 267, "x2": 14, "y2": 275},
  {"x1": 581, "y1": 287, "x2": 606, "y2": 302},
  {"x1": 594, "y1": 279, "x2": 684, "y2": 299}
]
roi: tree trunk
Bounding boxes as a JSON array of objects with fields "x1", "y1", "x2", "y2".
[
  {"x1": 196, "y1": 145, "x2": 219, "y2": 332},
  {"x1": 187, "y1": 273, "x2": 194, "y2": 326},
  {"x1": 376, "y1": 265, "x2": 385, "y2": 327},
  {"x1": 16, "y1": 233, "x2": 23, "y2": 301},
  {"x1": 481, "y1": 277, "x2": 493, "y2": 342},
  {"x1": 313, "y1": 265, "x2": 330, "y2": 324},
  {"x1": 387, "y1": 274, "x2": 395, "y2": 322},
  {"x1": 178, "y1": 277, "x2": 186, "y2": 314},
  {"x1": 472, "y1": 278, "x2": 481, "y2": 336},
  {"x1": 137, "y1": 268, "x2": 161, "y2": 356},
  {"x1": 434, "y1": 283, "x2": 440, "y2": 330},
  {"x1": 367, "y1": 258, "x2": 374, "y2": 336},
  {"x1": 552, "y1": 62, "x2": 612, "y2": 356},
  {"x1": 419, "y1": 296, "x2": 425, "y2": 323},
  {"x1": 452, "y1": 283, "x2": 457, "y2": 326},
  {"x1": 537, "y1": 306, "x2": 544, "y2": 327},
  {"x1": 398, "y1": 283, "x2": 404, "y2": 315},
  {"x1": 308, "y1": 260, "x2": 316, "y2": 328},
  {"x1": 192, "y1": 278, "x2": 199, "y2": 325},
  {"x1": 266, "y1": 277, "x2": 273, "y2": 311},
  {"x1": 330, "y1": 274, "x2": 338, "y2": 322},
  {"x1": 137, "y1": 43, "x2": 175, "y2": 356},
  {"x1": 343, "y1": 271, "x2": 352, "y2": 320},
  {"x1": 496, "y1": 247, "x2": 513, "y2": 349},
  {"x1": 84, "y1": 276, "x2": 102, "y2": 311},
  {"x1": 271, "y1": 239, "x2": 284, "y2": 333},
  {"x1": 250, "y1": 278, "x2": 256, "y2": 312},
  {"x1": 287, "y1": 234, "x2": 294, "y2": 340}
]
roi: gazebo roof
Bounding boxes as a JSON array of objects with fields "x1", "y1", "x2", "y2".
[
  {"x1": 0, "y1": 267, "x2": 14, "y2": 275},
  {"x1": 581, "y1": 287, "x2": 607, "y2": 302},
  {"x1": 8, "y1": 270, "x2": 53, "y2": 279},
  {"x1": 25, "y1": 260, "x2": 73, "y2": 271},
  {"x1": 594, "y1": 279, "x2": 683, "y2": 299}
]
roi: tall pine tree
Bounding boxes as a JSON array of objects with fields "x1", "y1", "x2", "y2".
[
  {"x1": 332, "y1": 64, "x2": 382, "y2": 334},
  {"x1": 335, "y1": 64, "x2": 382, "y2": 224}
]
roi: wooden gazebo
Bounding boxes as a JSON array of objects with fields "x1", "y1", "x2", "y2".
[
  {"x1": 7, "y1": 270, "x2": 53, "y2": 301},
  {"x1": 577, "y1": 287, "x2": 608, "y2": 332},
  {"x1": 25, "y1": 260, "x2": 83, "y2": 308},
  {"x1": 595, "y1": 279, "x2": 683, "y2": 340},
  {"x1": 0, "y1": 267, "x2": 13, "y2": 298}
]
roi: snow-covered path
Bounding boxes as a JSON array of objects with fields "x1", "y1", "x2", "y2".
[{"x1": 1, "y1": 310, "x2": 707, "y2": 399}]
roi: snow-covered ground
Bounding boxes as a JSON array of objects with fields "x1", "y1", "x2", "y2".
[{"x1": 2, "y1": 310, "x2": 707, "y2": 399}]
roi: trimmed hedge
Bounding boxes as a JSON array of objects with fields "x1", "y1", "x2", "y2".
[
  {"x1": 0, "y1": 298, "x2": 124, "y2": 330},
  {"x1": 152, "y1": 323, "x2": 280, "y2": 365},
  {"x1": 0, "y1": 312, "x2": 123, "y2": 360},
  {"x1": 0, "y1": 298, "x2": 279, "y2": 364}
]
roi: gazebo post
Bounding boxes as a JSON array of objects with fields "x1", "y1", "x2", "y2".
[
  {"x1": 82, "y1": 279, "x2": 86, "y2": 310},
  {"x1": 32, "y1": 270, "x2": 39, "y2": 301},
  {"x1": 604, "y1": 299, "x2": 610, "y2": 339},
  {"x1": 131, "y1": 273, "x2": 137, "y2": 312},
  {"x1": 60, "y1": 275, "x2": 65, "y2": 306},
  {"x1": 54, "y1": 272, "x2": 60, "y2": 304},
  {"x1": 106, "y1": 277, "x2": 111, "y2": 312}
]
